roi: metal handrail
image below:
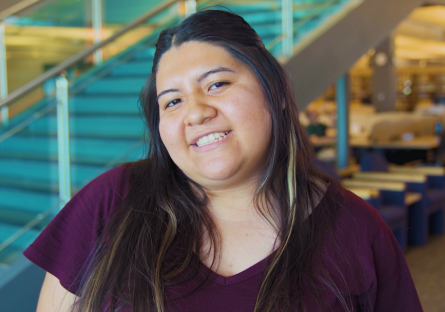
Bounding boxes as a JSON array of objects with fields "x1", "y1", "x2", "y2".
[
  {"x1": 0, "y1": 0, "x2": 43, "y2": 21},
  {"x1": 293, "y1": 0, "x2": 336, "y2": 31},
  {"x1": 264, "y1": 0, "x2": 337, "y2": 56},
  {"x1": 0, "y1": 201, "x2": 61, "y2": 253},
  {"x1": 0, "y1": 0, "x2": 180, "y2": 110}
]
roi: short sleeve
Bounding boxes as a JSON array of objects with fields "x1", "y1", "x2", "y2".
[
  {"x1": 372, "y1": 218, "x2": 423, "y2": 311},
  {"x1": 23, "y1": 163, "x2": 130, "y2": 295}
]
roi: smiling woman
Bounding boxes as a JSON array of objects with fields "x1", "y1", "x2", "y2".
[
  {"x1": 24, "y1": 9, "x2": 422, "y2": 312},
  {"x1": 157, "y1": 42, "x2": 272, "y2": 188}
]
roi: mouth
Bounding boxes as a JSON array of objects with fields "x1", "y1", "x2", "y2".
[{"x1": 193, "y1": 131, "x2": 232, "y2": 147}]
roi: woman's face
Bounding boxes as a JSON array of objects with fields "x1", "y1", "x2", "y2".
[{"x1": 156, "y1": 41, "x2": 272, "y2": 190}]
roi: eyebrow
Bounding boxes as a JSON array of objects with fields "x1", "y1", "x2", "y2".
[
  {"x1": 197, "y1": 66, "x2": 235, "y2": 83},
  {"x1": 156, "y1": 66, "x2": 235, "y2": 101},
  {"x1": 156, "y1": 88, "x2": 180, "y2": 101}
]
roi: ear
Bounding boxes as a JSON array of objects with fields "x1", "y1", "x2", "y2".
[{"x1": 281, "y1": 101, "x2": 286, "y2": 110}]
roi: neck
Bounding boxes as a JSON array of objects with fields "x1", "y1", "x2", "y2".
[{"x1": 203, "y1": 179, "x2": 261, "y2": 223}]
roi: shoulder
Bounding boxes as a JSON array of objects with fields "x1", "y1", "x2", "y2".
[
  {"x1": 318, "y1": 183, "x2": 385, "y2": 294},
  {"x1": 23, "y1": 162, "x2": 133, "y2": 293},
  {"x1": 328, "y1": 184, "x2": 388, "y2": 268},
  {"x1": 318, "y1": 184, "x2": 422, "y2": 312},
  {"x1": 314, "y1": 185, "x2": 422, "y2": 310}
]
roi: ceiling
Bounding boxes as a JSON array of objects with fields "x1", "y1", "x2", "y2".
[
  {"x1": 350, "y1": 5, "x2": 445, "y2": 72},
  {"x1": 395, "y1": 5, "x2": 445, "y2": 63}
]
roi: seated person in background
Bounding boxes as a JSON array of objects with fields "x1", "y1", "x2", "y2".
[
  {"x1": 305, "y1": 109, "x2": 328, "y2": 139},
  {"x1": 305, "y1": 108, "x2": 337, "y2": 160}
]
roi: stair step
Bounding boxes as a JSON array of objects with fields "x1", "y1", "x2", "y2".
[
  {"x1": 228, "y1": 3, "x2": 280, "y2": 14},
  {"x1": 133, "y1": 47, "x2": 156, "y2": 60},
  {"x1": 26, "y1": 114, "x2": 145, "y2": 138},
  {"x1": 0, "y1": 263, "x2": 9, "y2": 276},
  {"x1": 0, "y1": 175, "x2": 56, "y2": 193},
  {"x1": 293, "y1": 2, "x2": 344, "y2": 22},
  {"x1": 0, "y1": 186, "x2": 59, "y2": 214},
  {"x1": 250, "y1": 24, "x2": 281, "y2": 37},
  {"x1": 0, "y1": 159, "x2": 106, "y2": 190},
  {"x1": 84, "y1": 77, "x2": 147, "y2": 94},
  {"x1": 0, "y1": 223, "x2": 41, "y2": 265},
  {"x1": 69, "y1": 95, "x2": 140, "y2": 114},
  {"x1": 0, "y1": 206, "x2": 53, "y2": 229},
  {"x1": 240, "y1": 11, "x2": 281, "y2": 27},
  {"x1": 0, "y1": 135, "x2": 145, "y2": 165},
  {"x1": 111, "y1": 60, "x2": 153, "y2": 76}
]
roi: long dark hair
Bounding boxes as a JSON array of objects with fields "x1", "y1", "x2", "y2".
[{"x1": 73, "y1": 10, "x2": 359, "y2": 312}]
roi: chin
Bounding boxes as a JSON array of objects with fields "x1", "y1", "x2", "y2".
[
  {"x1": 201, "y1": 169, "x2": 237, "y2": 182},
  {"x1": 194, "y1": 162, "x2": 241, "y2": 185}
]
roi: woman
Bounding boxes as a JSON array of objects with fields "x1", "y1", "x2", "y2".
[{"x1": 25, "y1": 10, "x2": 422, "y2": 312}]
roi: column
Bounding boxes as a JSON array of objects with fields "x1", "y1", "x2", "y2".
[
  {"x1": 372, "y1": 34, "x2": 397, "y2": 112},
  {"x1": 336, "y1": 74, "x2": 350, "y2": 169}
]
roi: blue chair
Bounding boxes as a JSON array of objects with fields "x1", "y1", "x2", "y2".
[
  {"x1": 313, "y1": 159, "x2": 340, "y2": 181},
  {"x1": 377, "y1": 189, "x2": 407, "y2": 250},
  {"x1": 353, "y1": 186, "x2": 407, "y2": 250},
  {"x1": 341, "y1": 178, "x2": 408, "y2": 251},
  {"x1": 360, "y1": 152, "x2": 445, "y2": 245},
  {"x1": 389, "y1": 164, "x2": 445, "y2": 237},
  {"x1": 314, "y1": 159, "x2": 408, "y2": 250}
]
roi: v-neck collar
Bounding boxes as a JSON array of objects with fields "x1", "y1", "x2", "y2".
[
  {"x1": 198, "y1": 251, "x2": 275, "y2": 285},
  {"x1": 197, "y1": 182, "x2": 333, "y2": 286}
]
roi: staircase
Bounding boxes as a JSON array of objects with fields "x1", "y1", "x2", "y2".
[
  {"x1": 0, "y1": 0, "x2": 427, "y2": 310},
  {"x1": 5, "y1": 0, "x2": 166, "y2": 26}
]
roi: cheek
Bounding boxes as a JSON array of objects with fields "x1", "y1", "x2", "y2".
[
  {"x1": 159, "y1": 117, "x2": 183, "y2": 151},
  {"x1": 227, "y1": 99, "x2": 272, "y2": 160},
  {"x1": 231, "y1": 96, "x2": 271, "y2": 135},
  {"x1": 224, "y1": 94, "x2": 264, "y2": 123},
  {"x1": 245, "y1": 102, "x2": 273, "y2": 150}
]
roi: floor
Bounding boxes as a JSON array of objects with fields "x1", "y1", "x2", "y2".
[{"x1": 405, "y1": 234, "x2": 445, "y2": 312}]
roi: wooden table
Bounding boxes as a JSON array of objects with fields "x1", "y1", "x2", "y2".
[
  {"x1": 337, "y1": 164, "x2": 361, "y2": 178},
  {"x1": 347, "y1": 187, "x2": 379, "y2": 200},
  {"x1": 405, "y1": 192, "x2": 422, "y2": 206},
  {"x1": 347, "y1": 187, "x2": 422, "y2": 206},
  {"x1": 313, "y1": 136, "x2": 440, "y2": 150},
  {"x1": 350, "y1": 136, "x2": 440, "y2": 150},
  {"x1": 311, "y1": 136, "x2": 336, "y2": 148}
]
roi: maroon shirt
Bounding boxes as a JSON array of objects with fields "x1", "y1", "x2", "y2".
[{"x1": 24, "y1": 164, "x2": 423, "y2": 311}]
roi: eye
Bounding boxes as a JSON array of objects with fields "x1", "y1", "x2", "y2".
[
  {"x1": 209, "y1": 81, "x2": 229, "y2": 90},
  {"x1": 166, "y1": 98, "x2": 181, "y2": 108}
]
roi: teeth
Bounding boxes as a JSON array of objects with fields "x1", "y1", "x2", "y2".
[{"x1": 196, "y1": 132, "x2": 229, "y2": 147}]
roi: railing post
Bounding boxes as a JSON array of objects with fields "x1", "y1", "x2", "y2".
[
  {"x1": 185, "y1": 0, "x2": 196, "y2": 16},
  {"x1": 0, "y1": 23, "x2": 8, "y2": 126},
  {"x1": 92, "y1": 0, "x2": 103, "y2": 64},
  {"x1": 281, "y1": 0, "x2": 293, "y2": 57},
  {"x1": 336, "y1": 74, "x2": 350, "y2": 170},
  {"x1": 56, "y1": 75, "x2": 71, "y2": 208}
]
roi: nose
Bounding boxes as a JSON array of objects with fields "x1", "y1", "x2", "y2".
[{"x1": 184, "y1": 95, "x2": 217, "y2": 126}]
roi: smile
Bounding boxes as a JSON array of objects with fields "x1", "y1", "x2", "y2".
[{"x1": 195, "y1": 131, "x2": 231, "y2": 147}]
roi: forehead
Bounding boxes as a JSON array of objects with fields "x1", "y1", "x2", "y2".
[{"x1": 156, "y1": 41, "x2": 243, "y2": 87}]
